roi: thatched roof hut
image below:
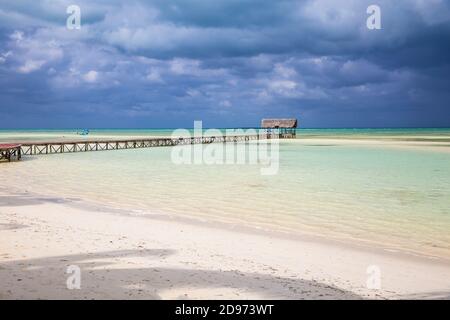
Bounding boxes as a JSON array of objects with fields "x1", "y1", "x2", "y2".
[
  {"x1": 261, "y1": 118, "x2": 297, "y2": 128},
  {"x1": 260, "y1": 118, "x2": 298, "y2": 138}
]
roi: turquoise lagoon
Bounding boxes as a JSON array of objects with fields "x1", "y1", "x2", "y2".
[{"x1": 1, "y1": 128, "x2": 449, "y2": 259}]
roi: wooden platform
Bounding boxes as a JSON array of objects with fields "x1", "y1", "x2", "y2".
[
  {"x1": 17, "y1": 134, "x2": 263, "y2": 156},
  {"x1": 0, "y1": 144, "x2": 22, "y2": 162}
]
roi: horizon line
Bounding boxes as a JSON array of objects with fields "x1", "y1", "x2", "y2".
[{"x1": 1, "y1": 127, "x2": 450, "y2": 131}]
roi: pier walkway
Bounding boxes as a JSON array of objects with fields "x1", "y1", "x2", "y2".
[{"x1": 18, "y1": 134, "x2": 265, "y2": 156}]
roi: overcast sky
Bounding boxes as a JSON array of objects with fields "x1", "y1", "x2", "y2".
[{"x1": 0, "y1": 0, "x2": 449, "y2": 128}]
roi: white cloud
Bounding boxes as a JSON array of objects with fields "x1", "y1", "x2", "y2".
[
  {"x1": 169, "y1": 58, "x2": 226, "y2": 77},
  {"x1": 170, "y1": 58, "x2": 200, "y2": 75},
  {"x1": 0, "y1": 51, "x2": 12, "y2": 64},
  {"x1": 18, "y1": 59, "x2": 45, "y2": 73},
  {"x1": 274, "y1": 63, "x2": 297, "y2": 78},
  {"x1": 268, "y1": 80, "x2": 298, "y2": 96},
  {"x1": 146, "y1": 68, "x2": 163, "y2": 82},
  {"x1": 83, "y1": 70, "x2": 98, "y2": 83},
  {"x1": 10, "y1": 30, "x2": 24, "y2": 41},
  {"x1": 7, "y1": 30, "x2": 63, "y2": 74},
  {"x1": 186, "y1": 88, "x2": 201, "y2": 97},
  {"x1": 220, "y1": 100, "x2": 232, "y2": 107}
]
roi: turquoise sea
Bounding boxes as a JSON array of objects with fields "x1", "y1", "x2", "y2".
[
  {"x1": 1, "y1": 128, "x2": 450, "y2": 259},
  {"x1": 2, "y1": 127, "x2": 450, "y2": 141}
]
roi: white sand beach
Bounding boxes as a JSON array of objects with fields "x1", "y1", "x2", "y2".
[
  {"x1": 2, "y1": 0, "x2": 450, "y2": 303},
  {"x1": 1, "y1": 189, "x2": 449, "y2": 300}
]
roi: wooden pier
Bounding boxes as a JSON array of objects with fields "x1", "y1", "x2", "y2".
[
  {"x1": 1, "y1": 117, "x2": 299, "y2": 160},
  {"x1": 0, "y1": 144, "x2": 22, "y2": 162},
  {"x1": 18, "y1": 134, "x2": 263, "y2": 156}
]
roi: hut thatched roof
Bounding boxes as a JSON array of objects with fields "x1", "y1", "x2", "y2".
[{"x1": 261, "y1": 118, "x2": 297, "y2": 128}]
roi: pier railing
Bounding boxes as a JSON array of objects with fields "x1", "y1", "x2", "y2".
[
  {"x1": 0, "y1": 144, "x2": 22, "y2": 161},
  {"x1": 19, "y1": 134, "x2": 265, "y2": 156}
]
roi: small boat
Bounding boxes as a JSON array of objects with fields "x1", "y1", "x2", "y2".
[{"x1": 77, "y1": 129, "x2": 90, "y2": 136}]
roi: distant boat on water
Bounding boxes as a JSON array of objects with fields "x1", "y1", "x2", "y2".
[{"x1": 77, "y1": 129, "x2": 90, "y2": 136}]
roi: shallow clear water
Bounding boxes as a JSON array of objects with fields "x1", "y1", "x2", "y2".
[{"x1": 1, "y1": 129, "x2": 450, "y2": 259}]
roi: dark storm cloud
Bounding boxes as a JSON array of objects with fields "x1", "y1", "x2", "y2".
[{"x1": 0, "y1": 0, "x2": 449, "y2": 128}]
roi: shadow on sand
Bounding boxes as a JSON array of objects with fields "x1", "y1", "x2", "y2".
[
  {"x1": 0, "y1": 195, "x2": 70, "y2": 207},
  {"x1": 0, "y1": 249, "x2": 363, "y2": 300}
]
